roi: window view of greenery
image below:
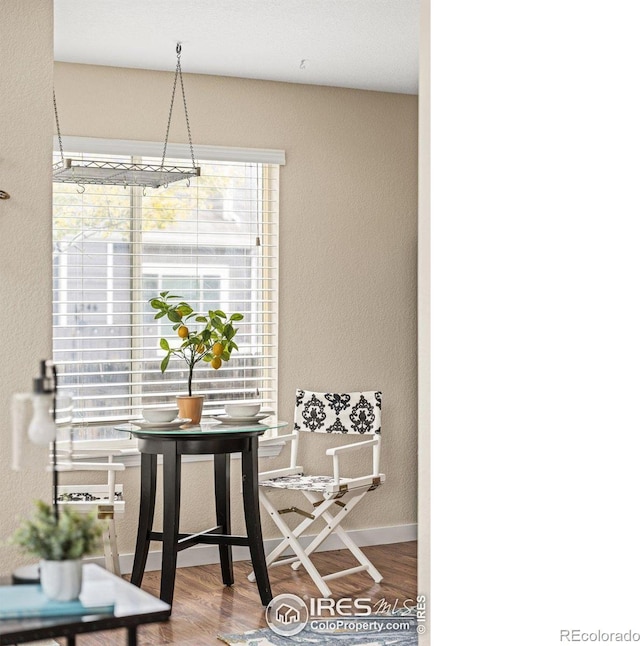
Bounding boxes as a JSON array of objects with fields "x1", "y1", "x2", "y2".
[{"x1": 53, "y1": 152, "x2": 278, "y2": 437}]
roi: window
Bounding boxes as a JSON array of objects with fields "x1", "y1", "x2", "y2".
[{"x1": 53, "y1": 139, "x2": 282, "y2": 439}]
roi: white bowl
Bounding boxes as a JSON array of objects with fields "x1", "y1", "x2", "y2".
[
  {"x1": 142, "y1": 408, "x2": 180, "y2": 423},
  {"x1": 224, "y1": 403, "x2": 261, "y2": 418}
]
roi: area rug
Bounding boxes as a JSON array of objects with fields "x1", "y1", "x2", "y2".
[{"x1": 218, "y1": 614, "x2": 419, "y2": 645}]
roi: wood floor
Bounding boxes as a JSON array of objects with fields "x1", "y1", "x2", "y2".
[{"x1": 79, "y1": 541, "x2": 417, "y2": 645}]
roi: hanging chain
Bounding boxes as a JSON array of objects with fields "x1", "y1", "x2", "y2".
[
  {"x1": 178, "y1": 55, "x2": 197, "y2": 171},
  {"x1": 53, "y1": 89, "x2": 65, "y2": 161},
  {"x1": 161, "y1": 43, "x2": 197, "y2": 171},
  {"x1": 160, "y1": 46, "x2": 180, "y2": 167}
]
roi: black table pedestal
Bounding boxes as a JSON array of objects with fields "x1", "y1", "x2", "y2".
[{"x1": 130, "y1": 431, "x2": 272, "y2": 608}]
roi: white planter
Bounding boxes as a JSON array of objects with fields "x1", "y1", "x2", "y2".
[{"x1": 40, "y1": 559, "x2": 83, "y2": 601}]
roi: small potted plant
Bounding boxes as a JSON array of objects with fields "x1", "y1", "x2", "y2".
[
  {"x1": 11, "y1": 501, "x2": 104, "y2": 601},
  {"x1": 149, "y1": 292, "x2": 244, "y2": 423}
]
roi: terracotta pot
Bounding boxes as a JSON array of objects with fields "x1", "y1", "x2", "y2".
[
  {"x1": 40, "y1": 559, "x2": 82, "y2": 601},
  {"x1": 176, "y1": 395, "x2": 204, "y2": 425}
]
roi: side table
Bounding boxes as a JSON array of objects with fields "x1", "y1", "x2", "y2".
[{"x1": 115, "y1": 419, "x2": 287, "y2": 608}]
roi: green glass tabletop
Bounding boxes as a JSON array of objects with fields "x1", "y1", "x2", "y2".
[{"x1": 114, "y1": 416, "x2": 287, "y2": 438}]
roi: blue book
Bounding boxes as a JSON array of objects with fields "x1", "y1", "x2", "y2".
[{"x1": 0, "y1": 585, "x2": 114, "y2": 619}]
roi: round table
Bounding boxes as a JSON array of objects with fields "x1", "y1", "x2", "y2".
[{"x1": 114, "y1": 418, "x2": 287, "y2": 608}]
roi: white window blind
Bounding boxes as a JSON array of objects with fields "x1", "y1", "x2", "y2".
[{"x1": 52, "y1": 140, "x2": 281, "y2": 433}]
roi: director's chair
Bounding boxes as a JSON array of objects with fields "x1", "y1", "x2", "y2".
[
  {"x1": 55, "y1": 450, "x2": 126, "y2": 576},
  {"x1": 249, "y1": 389, "x2": 385, "y2": 597}
]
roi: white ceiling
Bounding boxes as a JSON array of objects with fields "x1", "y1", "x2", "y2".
[{"x1": 54, "y1": 0, "x2": 419, "y2": 95}]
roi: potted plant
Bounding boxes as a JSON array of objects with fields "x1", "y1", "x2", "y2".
[
  {"x1": 149, "y1": 292, "x2": 244, "y2": 423},
  {"x1": 11, "y1": 501, "x2": 104, "y2": 601}
]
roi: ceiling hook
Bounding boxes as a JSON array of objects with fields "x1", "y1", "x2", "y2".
[
  {"x1": 76, "y1": 184, "x2": 85, "y2": 194},
  {"x1": 0, "y1": 190, "x2": 10, "y2": 200},
  {"x1": 176, "y1": 42, "x2": 182, "y2": 56}
]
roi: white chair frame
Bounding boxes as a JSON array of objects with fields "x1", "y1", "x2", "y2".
[
  {"x1": 12, "y1": 394, "x2": 126, "y2": 576},
  {"x1": 54, "y1": 449, "x2": 125, "y2": 576},
  {"x1": 249, "y1": 390, "x2": 384, "y2": 597}
]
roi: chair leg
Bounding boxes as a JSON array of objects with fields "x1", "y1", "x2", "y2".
[
  {"x1": 102, "y1": 527, "x2": 114, "y2": 574},
  {"x1": 106, "y1": 518, "x2": 122, "y2": 577},
  {"x1": 249, "y1": 489, "x2": 332, "y2": 598},
  {"x1": 332, "y1": 524, "x2": 383, "y2": 583},
  {"x1": 290, "y1": 490, "x2": 364, "y2": 568},
  {"x1": 291, "y1": 491, "x2": 383, "y2": 584},
  {"x1": 251, "y1": 490, "x2": 333, "y2": 572},
  {"x1": 102, "y1": 519, "x2": 122, "y2": 577}
]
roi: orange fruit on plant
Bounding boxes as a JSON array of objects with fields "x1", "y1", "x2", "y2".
[
  {"x1": 212, "y1": 342, "x2": 224, "y2": 357},
  {"x1": 210, "y1": 357, "x2": 222, "y2": 370},
  {"x1": 177, "y1": 325, "x2": 189, "y2": 338}
]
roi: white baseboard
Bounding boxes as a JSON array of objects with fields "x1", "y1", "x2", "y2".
[{"x1": 85, "y1": 523, "x2": 417, "y2": 575}]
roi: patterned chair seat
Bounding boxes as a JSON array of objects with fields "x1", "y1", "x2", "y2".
[
  {"x1": 260, "y1": 474, "x2": 345, "y2": 492},
  {"x1": 260, "y1": 473, "x2": 383, "y2": 493}
]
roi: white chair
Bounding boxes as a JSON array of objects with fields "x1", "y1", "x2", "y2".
[
  {"x1": 54, "y1": 449, "x2": 125, "y2": 576},
  {"x1": 249, "y1": 389, "x2": 385, "y2": 597},
  {"x1": 11, "y1": 393, "x2": 125, "y2": 577}
]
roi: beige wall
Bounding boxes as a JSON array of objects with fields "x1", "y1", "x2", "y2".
[
  {"x1": 0, "y1": 42, "x2": 418, "y2": 572},
  {"x1": 0, "y1": 0, "x2": 54, "y2": 574},
  {"x1": 51, "y1": 63, "x2": 418, "y2": 558}
]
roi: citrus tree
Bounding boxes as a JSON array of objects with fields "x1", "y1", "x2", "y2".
[{"x1": 149, "y1": 292, "x2": 243, "y2": 396}]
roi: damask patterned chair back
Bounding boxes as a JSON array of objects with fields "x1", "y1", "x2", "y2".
[{"x1": 294, "y1": 389, "x2": 382, "y2": 435}]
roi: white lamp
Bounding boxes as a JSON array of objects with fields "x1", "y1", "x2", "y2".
[
  {"x1": 11, "y1": 360, "x2": 60, "y2": 583},
  {"x1": 28, "y1": 361, "x2": 57, "y2": 446}
]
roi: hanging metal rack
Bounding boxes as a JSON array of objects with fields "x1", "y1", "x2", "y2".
[{"x1": 52, "y1": 43, "x2": 201, "y2": 189}]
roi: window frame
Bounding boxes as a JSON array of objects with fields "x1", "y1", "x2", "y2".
[{"x1": 52, "y1": 137, "x2": 284, "y2": 452}]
